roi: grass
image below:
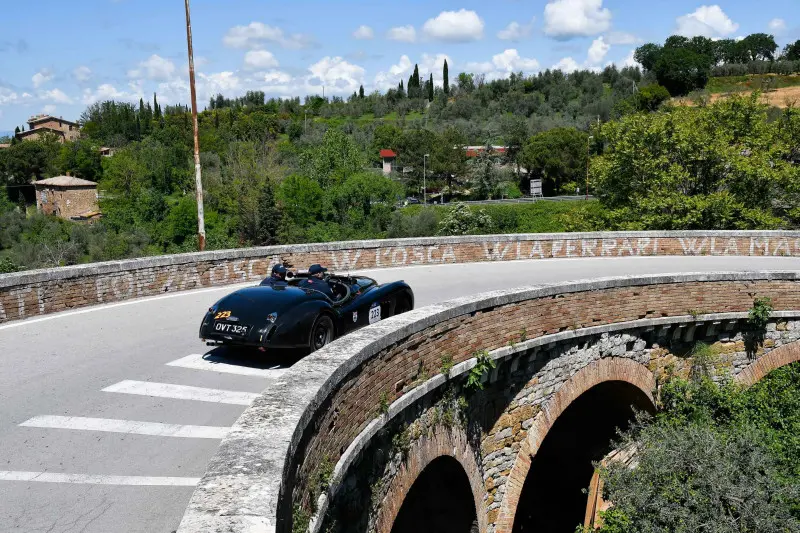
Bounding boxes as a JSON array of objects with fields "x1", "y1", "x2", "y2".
[{"x1": 706, "y1": 74, "x2": 800, "y2": 94}]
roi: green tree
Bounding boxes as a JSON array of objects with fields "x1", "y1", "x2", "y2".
[
  {"x1": 500, "y1": 114, "x2": 529, "y2": 176},
  {"x1": 739, "y1": 33, "x2": 779, "y2": 61},
  {"x1": 592, "y1": 94, "x2": 793, "y2": 230},
  {"x1": 783, "y1": 39, "x2": 800, "y2": 61},
  {"x1": 300, "y1": 128, "x2": 365, "y2": 189},
  {"x1": 443, "y1": 59, "x2": 450, "y2": 95},
  {"x1": 521, "y1": 128, "x2": 588, "y2": 196},
  {"x1": 254, "y1": 180, "x2": 280, "y2": 245},
  {"x1": 634, "y1": 84, "x2": 671, "y2": 111},
  {"x1": 153, "y1": 93, "x2": 162, "y2": 120},
  {"x1": 431, "y1": 127, "x2": 468, "y2": 200},
  {"x1": 653, "y1": 47, "x2": 711, "y2": 96},
  {"x1": 359, "y1": 84, "x2": 365, "y2": 99},
  {"x1": 277, "y1": 174, "x2": 324, "y2": 228},
  {"x1": 427, "y1": 73, "x2": 434, "y2": 101},
  {"x1": 634, "y1": 43, "x2": 663, "y2": 72}
]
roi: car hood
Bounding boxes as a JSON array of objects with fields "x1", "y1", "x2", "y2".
[{"x1": 212, "y1": 285, "x2": 325, "y2": 320}]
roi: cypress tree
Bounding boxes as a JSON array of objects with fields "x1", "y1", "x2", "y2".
[
  {"x1": 359, "y1": 84, "x2": 365, "y2": 98},
  {"x1": 255, "y1": 180, "x2": 280, "y2": 245},
  {"x1": 428, "y1": 73, "x2": 434, "y2": 101},
  {"x1": 153, "y1": 93, "x2": 161, "y2": 119},
  {"x1": 443, "y1": 59, "x2": 450, "y2": 95},
  {"x1": 412, "y1": 64, "x2": 420, "y2": 89}
]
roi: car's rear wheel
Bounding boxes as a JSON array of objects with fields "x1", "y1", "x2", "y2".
[
  {"x1": 310, "y1": 314, "x2": 335, "y2": 352},
  {"x1": 394, "y1": 296, "x2": 412, "y2": 316}
]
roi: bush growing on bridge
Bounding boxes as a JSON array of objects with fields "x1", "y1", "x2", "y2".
[{"x1": 594, "y1": 363, "x2": 800, "y2": 532}]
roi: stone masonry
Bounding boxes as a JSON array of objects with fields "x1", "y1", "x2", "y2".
[{"x1": 2, "y1": 231, "x2": 800, "y2": 323}]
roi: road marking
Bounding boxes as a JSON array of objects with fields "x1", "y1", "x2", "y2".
[
  {"x1": 166, "y1": 354, "x2": 287, "y2": 378},
  {"x1": 102, "y1": 380, "x2": 259, "y2": 406},
  {"x1": 0, "y1": 471, "x2": 200, "y2": 486},
  {"x1": 20, "y1": 415, "x2": 229, "y2": 439}
]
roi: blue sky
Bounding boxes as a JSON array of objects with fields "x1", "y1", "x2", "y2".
[{"x1": 0, "y1": 0, "x2": 797, "y2": 131}]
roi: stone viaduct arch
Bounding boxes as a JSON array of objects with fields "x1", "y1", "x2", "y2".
[{"x1": 177, "y1": 271, "x2": 800, "y2": 533}]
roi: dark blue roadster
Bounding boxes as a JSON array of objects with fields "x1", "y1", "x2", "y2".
[{"x1": 199, "y1": 270, "x2": 414, "y2": 352}]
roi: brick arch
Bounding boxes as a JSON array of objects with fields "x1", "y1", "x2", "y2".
[
  {"x1": 373, "y1": 425, "x2": 486, "y2": 533},
  {"x1": 494, "y1": 358, "x2": 656, "y2": 533},
  {"x1": 735, "y1": 341, "x2": 800, "y2": 387}
]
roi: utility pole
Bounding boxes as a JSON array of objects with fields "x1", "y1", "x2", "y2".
[
  {"x1": 423, "y1": 154, "x2": 429, "y2": 205},
  {"x1": 586, "y1": 135, "x2": 593, "y2": 201},
  {"x1": 185, "y1": 0, "x2": 205, "y2": 251}
]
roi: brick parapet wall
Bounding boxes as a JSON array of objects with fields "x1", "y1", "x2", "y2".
[
  {"x1": 3, "y1": 230, "x2": 800, "y2": 323},
  {"x1": 176, "y1": 271, "x2": 800, "y2": 533}
]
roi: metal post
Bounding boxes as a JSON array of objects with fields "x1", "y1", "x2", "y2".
[
  {"x1": 185, "y1": 0, "x2": 205, "y2": 251},
  {"x1": 586, "y1": 135, "x2": 593, "y2": 201},
  {"x1": 423, "y1": 154, "x2": 429, "y2": 205}
]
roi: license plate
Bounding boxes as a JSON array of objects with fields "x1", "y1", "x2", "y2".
[
  {"x1": 369, "y1": 303, "x2": 381, "y2": 324},
  {"x1": 213, "y1": 322, "x2": 250, "y2": 336}
]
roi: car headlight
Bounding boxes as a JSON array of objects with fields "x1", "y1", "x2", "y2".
[{"x1": 266, "y1": 312, "x2": 278, "y2": 323}]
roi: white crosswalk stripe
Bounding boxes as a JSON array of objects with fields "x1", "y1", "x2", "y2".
[
  {"x1": 166, "y1": 354, "x2": 287, "y2": 378},
  {"x1": 20, "y1": 415, "x2": 230, "y2": 439},
  {"x1": 102, "y1": 380, "x2": 259, "y2": 406},
  {"x1": 0, "y1": 471, "x2": 200, "y2": 486}
]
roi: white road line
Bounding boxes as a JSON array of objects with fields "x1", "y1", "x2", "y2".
[
  {"x1": 0, "y1": 471, "x2": 199, "y2": 486},
  {"x1": 20, "y1": 415, "x2": 229, "y2": 439},
  {"x1": 166, "y1": 354, "x2": 287, "y2": 378},
  {"x1": 102, "y1": 380, "x2": 259, "y2": 406}
]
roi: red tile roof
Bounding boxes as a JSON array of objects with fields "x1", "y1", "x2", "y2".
[{"x1": 380, "y1": 149, "x2": 397, "y2": 158}]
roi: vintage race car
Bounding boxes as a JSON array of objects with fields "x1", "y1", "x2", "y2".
[{"x1": 199, "y1": 271, "x2": 414, "y2": 352}]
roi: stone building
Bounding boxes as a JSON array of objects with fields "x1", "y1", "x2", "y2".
[
  {"x1": 33, "y1": 175, "x2": 100, "y2": 221},
  {"x1": 16, "y1": 115, "x2": 80, "y2": 143}
]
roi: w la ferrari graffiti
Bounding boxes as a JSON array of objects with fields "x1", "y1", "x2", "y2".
[{"x1": 199, "y1": 270, "x2": 414, "y2": 352}]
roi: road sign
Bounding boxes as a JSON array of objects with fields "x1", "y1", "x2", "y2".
[{"x1": 530, "y1": 179, "x2": 543, "y2": 199}]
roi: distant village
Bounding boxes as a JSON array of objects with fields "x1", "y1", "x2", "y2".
[{"x1": 0, "y1": 114, "x2": 109, "y2": 222}]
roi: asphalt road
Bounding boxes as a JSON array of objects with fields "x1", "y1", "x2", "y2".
[{"x1": 0, "y1": 256, "x2": 798, "y2": 532}]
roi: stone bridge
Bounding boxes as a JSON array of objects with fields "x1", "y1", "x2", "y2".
[{"x1": 177, "y1": 271, "x2": 800, "y2": 533}]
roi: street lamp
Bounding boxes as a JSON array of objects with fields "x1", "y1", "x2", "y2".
[
  {"x1": 586, "y1": 136, "x2": 594, "y2": 201},
  {"x1": 423, "y1": 154, "x2": 429, "y2": 205}
]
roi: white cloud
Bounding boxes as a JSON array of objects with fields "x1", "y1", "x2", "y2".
[
  {"x1": 676, "y1": 5, "x2": 739, "y2": 38},
  {"x1": 244, "y1": 50, "x2": 279, "y2": 70},
  {"x1": 82, "y1": 82, "x2": 144, "y2": 105},
  {"x1": 223, "y1": 22, "x2": 312, "y2": 50},
  {"x1": 73, "y1": 66, "x2": 92, "y2": 82},
  {"x1": 373, "y1": 55, "x2": 414, "y2": 90},
  {"x1": 40, "y1": 88, "x2": 73, "y2": 104},
  {"x1": 0, "y1": 86, "x2": 33, "y2": 106},
  {"x1": 32, "y1": 69, "x2": 53, "y2": 88},
  {"x1": 587, "y1": 36, "x2": 611, "y2": 65},
  {"x1": 307, "y1": 56, "x2": 365, "y2": 94},
  {"x1": 373, "y1": 54, "x2": 451, "y2": 91},
  {"x1": 419, "y1": 53, "x2": 451, "y2": 79},
  {"x1": 620, "y1": 49, "x2": 640, "y2": 68},
  {"x1": 423, "y1": 9, "x2": 484, "y2": 42},
  {"x1": 768, "y1": 18, "x2": 786, "y2": 34},
  {"x1": 552, "y1": 57, "x2": 581, "y2": 73},
  {"x1": 544, "y1": 0, "x2": 612, "y2": 38},
  {"x1": 128, "y1": 54, "x2": 176, "y2": 81},
  {"x1": 387, "y1": 25, "x2": 417, "y2": 43},
  {"x1": 353, "y1": 25, "x2": 374, "y2": 40},
  {"x1": 605, "y1": 31, "x2": 639, "y2": 45},
  {"x1": 498, "y1": 18, "x2": 535, "y2": 41},
  {"x1": 466, "y1": 49, "x2": 539, "y2": 80},
  {"x1": 261, "y1": 70, "x2": 293, "y2": 86},
  {"x1": 43, "y1": 104, "x2": 57, "y2": 114}
]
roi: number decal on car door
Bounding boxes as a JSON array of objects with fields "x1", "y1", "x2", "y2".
[{"x1": 369, "y1": 303, "x2": 381, "y2": 324}]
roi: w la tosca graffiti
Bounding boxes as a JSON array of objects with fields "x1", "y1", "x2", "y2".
[
  {"x1": 334, "y1": 236, "x2": 800, "y2": 270},
  {"x1": 1, "y1": 236, "x2": 799, "y2": 321}
]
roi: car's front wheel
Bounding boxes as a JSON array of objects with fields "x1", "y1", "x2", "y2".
[{"x1": 310, "y1": 314, "x2": 335, "y2": 352}]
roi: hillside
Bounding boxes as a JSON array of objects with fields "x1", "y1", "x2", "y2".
[{"x1": 674, "y1": 74, "x2": 800, "y2": 108}]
